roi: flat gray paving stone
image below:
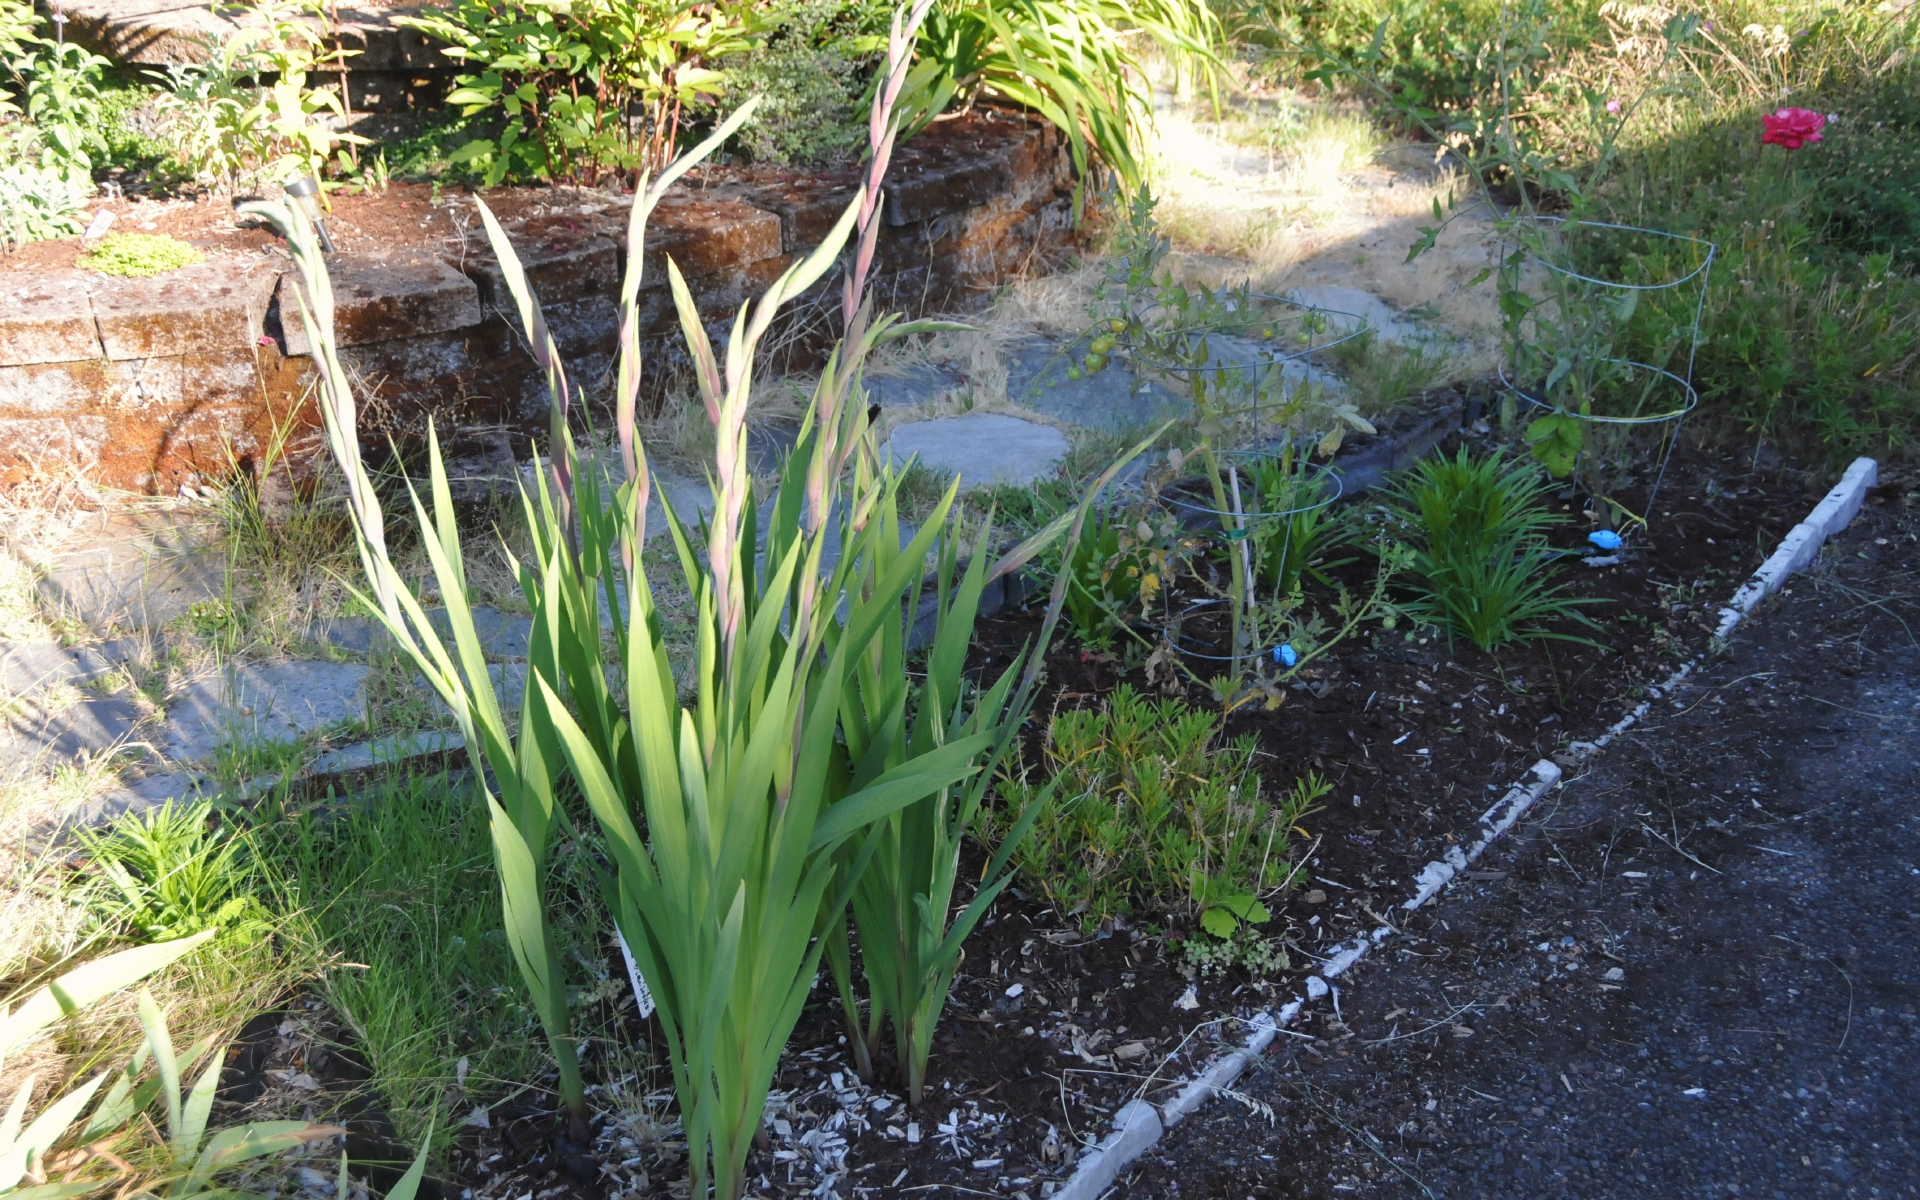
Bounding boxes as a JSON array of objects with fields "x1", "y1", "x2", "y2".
[
  {"x1": 164, "y1": 661, "x2": 370, "y2": 763},
  {"x1": 0, "y1": 695, "x2": 149, "y2": 778},
  {"x1": 885, "y1": 412, "x2": 1070, "y2": 487},
  {"x1": 67, "y1": 771, "x2": 210, "y2": 830},
  {"x1": 0, "y1": 638, "x2": 147, "y2": 697},
  {"x1": 313, "y1": 607, "x2": 533, "y2": 660},
  {"x1": 1282, "y1": 283, "x2": 1422, "y2": 345},
  {"x1": 1006, "y1": 339, "x2": 1192, "y2": 432}
]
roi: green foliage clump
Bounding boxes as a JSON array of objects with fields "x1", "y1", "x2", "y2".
[
  {"x1": 1064, "y1": 503, "x2": 1185, "y2": 648},
  {"x1": 1386, "y1": 447, "x2": 1600, "y2": 651},
  {"x1": 76, "y1": 801, "x2": 272, "y2": 946},
  {"x1": 0, "y1": 161, "x2": 89, "y2": 245},
  {"x1": 729, "y1": 0, "x2": 888, "y2": 164},
  {"x1": 80, "y1": 231, "x2": 202, "y2": 276},
  {"x1": 900, "y1": 0, "x2": 1222, "y2": 198},
  {"x1": 1243, "y1": 451, "x2": 1351, "y2": 598},
  {"x1": 997, "y1": 685, "x2": 1325, "y2": 936},
  {"x1": 1264, "y1": 0, "x2": 1920, "y2": 459},
  {"x1": 400, "y1": 0, "x2": 753, "y2": 183}
]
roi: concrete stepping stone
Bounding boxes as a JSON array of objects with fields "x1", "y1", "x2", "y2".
[
  {"x1": 0, "y1": 637, "x2": 145, "y2": 697},
  {"x1": 1282, "y1": 284, "x2": 1425, "y2": 345},
  {"x1": 0, "y1": 694, "x2": 149, "y2": 779},
  {"x1": 28, "y1": 514, "x2": 226, "y2": 634},
  {"x1": 885, "y1": 413, "x2": 1070, "y2": 487},
  {"x1": 64, "y1": 770, "x2": 211, "y2": 831},
  {"x1": 164, "y1": 660, "x2": 369, "y2": 763},
  {"x1": 312, "y1": 606, "x2": 535, "y2": 660}
]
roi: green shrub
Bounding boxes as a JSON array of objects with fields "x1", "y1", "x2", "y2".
[
  {"x1": 76, "y1": 800, "x2": 273, "y2": 946},
  {"x1": 728, "y1": 0, "x2": 888, "y2": 164},
  {"x1": 80, "y1": 232, "x2": 202, "y2": 276},
  {"x1": 1244, "y1": 450, "x2": 1351, "y2": 598},
  {"x1": 997, "y1": 685, "x2": 1323, "y2": 934},
  {"x1": 0, "y1": 161, "x2": 89, "y2": 246},
  {"x1": 150, "y1": 0, "x2": 364, "y2": 189},
  {"x1": 901, "y1": 0, "x2": 1223, "y2": 197},
  {"x1": 1064, "y1": 503, "x2": 1184, "y2": 648},
  {"x1": 399, "y1": 0, "x2": 754, "y2": 183},
  {"x1": 1385, "y1": 447, "x2": 1601, "y2": 651}
]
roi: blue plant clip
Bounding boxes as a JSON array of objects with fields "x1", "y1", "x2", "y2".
[
  {"x1": 1588, "y1": 529, "x2": 1624, "y2": 551},
  {"x1": 1273, "y1": 643, "x2": 1298, "y2": 667}
]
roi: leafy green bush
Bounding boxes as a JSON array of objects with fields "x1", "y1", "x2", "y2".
[
  {"x1": 996, "y1": 685, "x2": 1323, "y2": 936},
  {"x1": 151, "y1": 0, "x2": 364, "y2": 189},
  {"x1": 1268, "y1": 0, "x2": 1920, "y2": 458},
  {"x1": 80, "y1": 231, "x2": 203, "y2": 276},
  {"x1": 0, "y1": 160, "x2": 89, "y2": 246},
  {"x1": 1243, "y1": 450, "x2": 1350, "y2": 598},
  {"x1": 1385, "y1": 447, "x2": 1600, "y2": 651},
  {"x1": 399, "y1": 0, "x2": 753, "y2": 183},
  {"x1": 1063, "y1": 503, "x2": 1184, "y2": 648},
  {"x1": 728, "y1": 0, "x2": 888, "y2": 164}
]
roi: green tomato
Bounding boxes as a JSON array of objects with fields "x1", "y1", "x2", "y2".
[
  {"x1": 1067, "y1": 365, "x2": 1083, "y2": 381},
  {"x1": 1083, "y1": 353, "x2": 1107, "y2": 374}
]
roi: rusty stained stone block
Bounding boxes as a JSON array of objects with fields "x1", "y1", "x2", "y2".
[
  {"x1": 540, "y1": 295, "x2": 621, "y2": 362},
  {"x1": 341, "y1": 315, "x2": 543, "y2": 438},
  {"x1": 0, "y1": 274, "x2": 104, "y2": 367},
  {"x1": 459, "y1": 217, "x2": 620, "y2": 311},
  {"x1": 0, "y1": 357, "x2": 113, "y2": 415},
  {"x1": 883, "y1": 114, "x2": 1041, "y2": 227},
  {"x1": 0, "y1": 415, "x2": 111, "y2": 484},
  {"x1": 716, "y1": 171, "x2": 863, "y2": 255},
  {"x1": 90, "y1": 258, "x2": 280, "y2": 362},
  {"x1": 643, "y1": 193, "x2": 783, "y2": 279},
  {"x1": 106, "y1": 400, "x2": 284, "y2": 495},
  {"x1": 279, "y1": 253, "x2": 482, "y2": 355}
]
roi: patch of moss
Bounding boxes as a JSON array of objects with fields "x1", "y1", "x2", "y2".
[{"x1": 79, "y1": 231, "x2": 202, "y2": 277}]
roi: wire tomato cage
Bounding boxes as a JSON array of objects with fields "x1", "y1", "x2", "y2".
[
  {"x1": 1497, "y1": 217, "x2": 1718, "y2": 537},
  {"x1": 1158, "y1": 451, "x2": 1346, "y2": 667},
  {"x1": 1113, "y1": 291, "x2": 1374, "y2": 426}
]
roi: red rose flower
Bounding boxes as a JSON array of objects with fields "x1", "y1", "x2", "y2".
[{"x1": 1761, "y1": 107, "x2": 1826, "y2": 150}]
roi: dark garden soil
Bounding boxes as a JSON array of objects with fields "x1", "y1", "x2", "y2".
[
  {"x1": 1105, "y1": 478, "x2": 1920, "y2": 1199},
  {"x1": 218, "y1": 442, "x2": 1871, "y2": 1200}
]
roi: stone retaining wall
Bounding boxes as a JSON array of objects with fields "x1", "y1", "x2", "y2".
[{"x1": 0, "y1": 112, "x2": 1079, "y2": 494}]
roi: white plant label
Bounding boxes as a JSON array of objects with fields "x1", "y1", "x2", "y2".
[{"x1": 616, "y1": 927, "x2": 656, "y2": 1019}]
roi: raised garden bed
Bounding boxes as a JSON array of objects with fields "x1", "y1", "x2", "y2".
[
  {"x1": 209, "y1": 437, "x2": 1833, "y2": 1200},
  {"x1": 0, "y1": 109, "x2": 1077, "y2": 495}
]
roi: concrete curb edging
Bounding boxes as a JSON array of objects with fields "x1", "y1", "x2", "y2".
[
  {"x1": 1049, "y1": 456, "x2": 1881, "y2": 1200},
  {"x1": 1716, "y1": 456, "x2": 1878, "y2": 639}
]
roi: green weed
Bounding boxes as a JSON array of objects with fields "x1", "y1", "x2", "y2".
[
  {"x1": 1385, "y1": 447, "x2": 1603, "y2": 651},
  {"x1": 75, "y1": 800, "x2": 273, "y2": 946}
]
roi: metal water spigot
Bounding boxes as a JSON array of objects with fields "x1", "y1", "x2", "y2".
[{"x1": 284, "y1": 176, "x2": 336, "y2": 253}]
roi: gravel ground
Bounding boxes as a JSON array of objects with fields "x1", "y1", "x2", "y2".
[{"x1": 1110, "y1": 485, "x2": 1920, "y2": 1199}]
